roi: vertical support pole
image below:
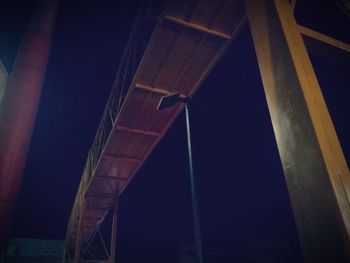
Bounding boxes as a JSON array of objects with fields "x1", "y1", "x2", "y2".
[
  {"x1": 63, "y1": 248, "x2": 69, "y2": 263},
  {"x1": 74, "y1": 196, "x2": 86, "y2": 263},
  {"x1": 0, "y1": 0, "x2": 58, "y2": 253},
  {"x1": 185, "y1": 104, "x2": 204, "y2": 263},
  {"x1": 244, "y1": 0, "x2": 350, "y2": 262},
  {"x1": 63, "y1": 248, "x2": 73, "y2": 263},
  {"x1": 109, "y1": 196, "x2": 119, "y2": 263}
]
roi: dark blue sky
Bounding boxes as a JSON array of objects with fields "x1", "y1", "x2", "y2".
[{"x1": 0, "y1": 1, "x2": 349, "y2": 262}]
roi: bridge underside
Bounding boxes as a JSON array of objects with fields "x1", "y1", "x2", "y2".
[
  {"x1": 64, "y1": 1, "x2": 350, "y2": 262},
  {"x1": 65, "y1": 0, "x2": 246, "y2": 257}
]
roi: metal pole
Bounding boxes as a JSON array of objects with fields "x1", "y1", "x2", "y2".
[
  {"x1": 184, "y1": 103, "x2": 204, "y2": 263},
  {"x1": 109, "y1": 197, "x2": 119, "y2": 263}
]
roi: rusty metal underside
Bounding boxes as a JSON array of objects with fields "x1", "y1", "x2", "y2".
[{"x1": 66, "y1": 0, "x2": 245, "y2": 252}]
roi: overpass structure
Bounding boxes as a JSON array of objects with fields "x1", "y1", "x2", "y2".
[
  {"x1": 64, "y1": 1, "x2": 350, "y2": 262},
  {"x1": 65, "y1": 1, "x2": 246, "y2": 262}
]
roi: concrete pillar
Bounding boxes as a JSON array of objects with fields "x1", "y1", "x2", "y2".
[{"x1": 0, "y1": 0, "x2": 58, "y2": 252}]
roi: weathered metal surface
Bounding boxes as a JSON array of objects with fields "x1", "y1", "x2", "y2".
[
  {"x1": 245, "y1": 0, "x2": 350, "y2": 261},
  {"x1": 0, "y1": 0, "x2": 58, "y2": 252},
  {"x1": 65, "y1": 0, "x2": 246, "y2": 258}
]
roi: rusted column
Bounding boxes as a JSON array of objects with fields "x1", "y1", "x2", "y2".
[
  {"x1": 0, "y1": 0, "x2": 58, "y2": 252},
  {"x1": 244, "y1": 0, "x2": 350, "y2": 262}
]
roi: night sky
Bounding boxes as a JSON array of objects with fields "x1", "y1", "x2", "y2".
[{"x1": 0, "y1": 1, "x2": 349, "y2": 262}]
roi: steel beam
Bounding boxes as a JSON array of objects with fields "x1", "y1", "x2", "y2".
[
  {"x1": 103, "y1": 154, "x2": 142, "y2": 162},
  {"x1": 109, "y1": 197, "x2": 119, "y2": 263},
  {"x1": 74, "y1": 196, "x2": 86, "y2": 263},
  {"x1": 135, "y1": 82, "x2": 187, "y2": 98},
  {"x1": 86, "y1": 192, "x2": 115, "y2": 199},
  {"x1": 245, "y1": 0, "x2": 350, "y2": 262},
  {"x1": 164, "y1": 15, "x2": 231, "y2": 40},
  {"x1": 115, "y1": 125, "x2": 160, "y2": 137},
  {"x1": 298, "y1": 25, "x2": 350, "y2": 53},
  {"x1": 97, "y1": 230, "x2": 110, "y2": 260}
]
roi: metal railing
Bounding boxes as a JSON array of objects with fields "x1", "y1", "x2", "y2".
[
  {"x1": 76, "y1": 0, "x2": 164, "y2": 191},
  {"x1": 65, "y1": 1, "x2": 166, "y2": 254}
]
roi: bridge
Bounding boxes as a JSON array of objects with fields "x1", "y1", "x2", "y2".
[
  {"x1": 64, "y1": 1, "x2": 245, "y2": 261},
  {"x1": 64, "y1": 1, "x2": 350, "y2": 262}
]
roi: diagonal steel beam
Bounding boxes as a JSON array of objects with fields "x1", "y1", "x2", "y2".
[
  {"x1": 298, "y1": 25, "x2": 350, "y2": 52},
  {"x1": 164, "y1": 15, "x2": 231, "y2": 40}
]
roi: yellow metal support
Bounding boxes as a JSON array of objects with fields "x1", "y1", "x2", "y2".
[
  {"x1": 298, "y1": 25, "x2": 350, "y2": 52},
  {"x1": 164, "y1": 15, "x2": 231, "y2": 40},
  {"x1": 245, "y1": 0, "x2": 350, "y2": 261},
  {"x1": 135, "y1": 82, "x2": 187, "y2": 99}
]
